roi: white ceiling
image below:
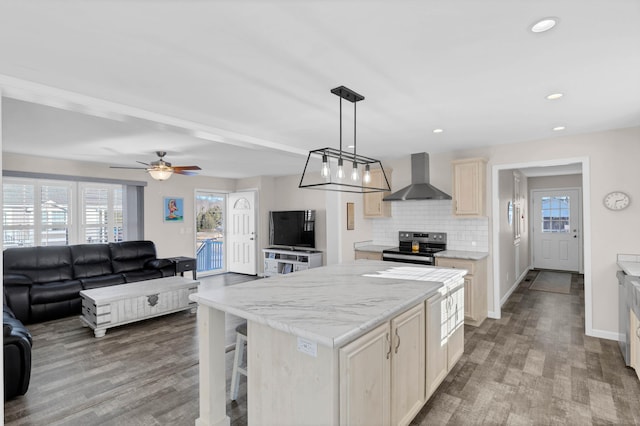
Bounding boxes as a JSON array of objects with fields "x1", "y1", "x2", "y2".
[{"x1": 1, "y1": 1, "x2": 639, "y2": 178}]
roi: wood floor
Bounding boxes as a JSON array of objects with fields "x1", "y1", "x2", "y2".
[{"x1": 5, "y1": 271, "x2": 640, "y2": 425}]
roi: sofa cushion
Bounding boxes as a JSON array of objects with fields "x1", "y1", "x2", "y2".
[
  {"x1": 3, "y1": 246, "x2": 73, "y2": 284},
  {"x1": 70, "y1": 244, "x2": 113, "y2": 278},
  {"x1": 80, "y1": 274, "x2": 126, "y2": 290},
  {"x1": 30, "y1": 280, "x2": 83, "y2": 304},
  {"x1": 30, "y1": 298, "x2": 82, "y2": 324},
  {"x1": 109, "y1": 241, "x2": 158, "y2": 274}
]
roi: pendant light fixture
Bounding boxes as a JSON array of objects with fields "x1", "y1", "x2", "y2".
[{"x1": 299, "y1": 86, "x2": 390, "y2": 193}]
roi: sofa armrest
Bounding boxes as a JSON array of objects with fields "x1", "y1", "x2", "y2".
[
  {"x1": 3, "y1": 274, "x2": 33, "y2": 286},
  {"x1": 3, "y1": 285, "x2": 31, "y2": 324},
  {"x1": 145, "y1": 258, "x2": 173, "y2": 270}
]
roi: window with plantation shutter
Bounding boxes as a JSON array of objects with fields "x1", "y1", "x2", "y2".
[
  {"x1": 3, "y1": 177, "x2": 125, "y2": 247},
  {"x1": 3, "y1": 182, "x2": 36, "y2": 248},
  {"x1": 80, "y1": 183, "x2": 124, "y2": 244}
]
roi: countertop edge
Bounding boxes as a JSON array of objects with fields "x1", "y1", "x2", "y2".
[{"x1": 435, "y1": 250, "x2": 489, "y2": 260}]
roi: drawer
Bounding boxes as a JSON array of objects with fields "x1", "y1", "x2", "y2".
[
  {"x1": 436, "y1": 258, "x2": 475, "y2": 275},
  {"x1": 176, "y1": 261, "x2": 195, "y2": 272}
]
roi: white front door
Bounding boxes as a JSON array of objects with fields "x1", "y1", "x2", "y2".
[
  {"x1": 532, "y1": 189, "x2": 581, "y2": 272},
  {"x1": 228, "y1": 191, "x2": 257, "y2": 275}
]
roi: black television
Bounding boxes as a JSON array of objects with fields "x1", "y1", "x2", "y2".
[{"x1": 269, "y1": 210, "x2": 316, "y2": 249}]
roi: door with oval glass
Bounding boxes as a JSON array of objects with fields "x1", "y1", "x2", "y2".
[
  {"x1": 531, "y1": 189, "x2": 581, "y2": 272},
  {"x1": 228, "y1": 191, "x2": 257, "y2": 275}
]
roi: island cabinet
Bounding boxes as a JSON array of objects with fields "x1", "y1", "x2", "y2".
[
  {"x1": 340, "y1": 303, "x2": 425, "y2": 426},
  {"x1": 363, "y1": 168, "x2": 392, "y2": 218},
  {"x1": 452, "y1": 158, "x2": 486, "y2": 217},
  {"x1": 631, "y1": 308, "x2": 640, "y2": 380},
  {"x1": 436, "y1": 256, "x2": 487, "y2": 327},
  {"x1": 425, "y1": 281, "x2": 464, "y2": 399},
  {"x1": 189, "y1": 260, "x2": 467, "y2": 426}
]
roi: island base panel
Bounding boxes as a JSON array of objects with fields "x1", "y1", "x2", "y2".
[
  {"x1": 248, "y1": 321, "x2": 339, "y2": 425},
  {"x1": 196, "y1": 306, "x2": 230, "y2": 426}
]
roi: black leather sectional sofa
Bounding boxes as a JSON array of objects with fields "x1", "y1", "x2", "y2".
[
  {"x1": 3, "y1": 240, "x2": 175, "y2": 324},
  {"x1": 4, "y1": 301, "x2": 32, "y2": 400}
]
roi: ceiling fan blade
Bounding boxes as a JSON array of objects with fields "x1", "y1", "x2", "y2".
[
  {"x1": 172, "y1": 166, "x2": 202, "y2": 171},
  {"x1": 110, "y1": 166, "x2": 147, "y2": 170},
  {"x1": 174, "y1": 170, "x2": 199, "y2": 176},
  {"x1": 136, "y1": 161, "x2": 150, "y2": 166}
]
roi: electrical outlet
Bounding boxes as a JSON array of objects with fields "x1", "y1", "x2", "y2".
[{"x1": 297, "y1": 337, "x2": 317, "y2": 357}]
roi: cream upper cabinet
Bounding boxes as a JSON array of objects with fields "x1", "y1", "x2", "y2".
[
  {"x1": 452, "y1": 158, "x2": 487, "y2": 217},
  {"x1": 340, "y1": 302, "x2": 425, "y2": 426},
  {"x1": 363, "y1": 168, "x2": 392, "y2": 218},
  {"x1": 435, "y1": 257, "x2": 488, "y2": 327}
]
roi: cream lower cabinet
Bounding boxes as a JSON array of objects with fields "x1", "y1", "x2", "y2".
[
  {"x1": 354, "y1": 250, "x2": 383, "y2": 261},
  {"x1": 425, "y1": 281, "x2": 464, "y2": 400},
  {"x1": 435, "y1": 257, "x2": 487, "y2": 327},
  {"x1": 631, "y1": 309, "x2": 640, "y2": 381},
  {"x1": 340, "y1": 303, "x2": 425, "y2": 426}
]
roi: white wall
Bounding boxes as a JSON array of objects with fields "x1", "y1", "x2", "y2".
[{"x1": 528, "y1": 174, "x2": 583, "y2": 191}]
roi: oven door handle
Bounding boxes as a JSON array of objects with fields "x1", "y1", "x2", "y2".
[{"x1": 382, "y1": 253, "x2": 434, "y2": 262}]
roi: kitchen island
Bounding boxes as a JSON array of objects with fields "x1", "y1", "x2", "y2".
[{"x1": 189, "y1": 260, "x2": 467, "y2": 426}]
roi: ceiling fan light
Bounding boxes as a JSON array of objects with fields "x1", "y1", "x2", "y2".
[{"x1": 148, "y1": 168, "x2": 173, "y2": 181}]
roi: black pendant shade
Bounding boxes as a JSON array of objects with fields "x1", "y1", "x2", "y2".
[{"x1": 299, "y1": 86, "x2": 391, "y2": 193}]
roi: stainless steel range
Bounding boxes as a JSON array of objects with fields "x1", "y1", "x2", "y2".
[{"x1": 382, "y1": 231, "x2": 447, "y2": 265}]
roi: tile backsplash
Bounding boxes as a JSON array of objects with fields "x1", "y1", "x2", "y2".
[{"x1": 371, "y1": 200, "x2": 489, "y2": 252}]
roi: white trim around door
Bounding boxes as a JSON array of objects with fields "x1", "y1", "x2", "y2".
[{"x1": 491, "y1": 157, "x2": 598, "y2": 339}]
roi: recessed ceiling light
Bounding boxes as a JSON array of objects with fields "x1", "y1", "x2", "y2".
[
  {"x1": 553, "y1": 126, "x2": 566, "y2": 131},
  {"x1": 546, "y1": 93, "x2": 564, "y2": 100},
  {"x1": 347, "y1": 145, "x2": 355, "y2": 149},
  {"x1": 531, "y1": 17, "x2": 558, "y2": 33},
  {"x1": 433, "y1": 128, "x2": 444, "y2": 134}
]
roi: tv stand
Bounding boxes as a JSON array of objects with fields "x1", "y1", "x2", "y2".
[{"x1": 263, "y1": 248, "x2": 322, "y2": 277}]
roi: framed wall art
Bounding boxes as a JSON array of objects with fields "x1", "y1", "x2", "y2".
[{"x1": 164, "y1": 197, "x2": 184, "y2": 222}]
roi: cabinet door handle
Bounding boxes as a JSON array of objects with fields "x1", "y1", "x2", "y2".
[
  {"x1": 637, "y1": 325, "x2": 640, "y2": 339},
  {"x1": 386, "y1": 332, "x2": 391, "y2": 359},
  {"x1": 394, "y1": 328, "x2": 401, "y2": 354}
]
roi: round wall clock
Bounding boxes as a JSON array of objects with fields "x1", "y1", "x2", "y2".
[{"x1": 603, "y1": 191, "x2": 630, "y2": 211}]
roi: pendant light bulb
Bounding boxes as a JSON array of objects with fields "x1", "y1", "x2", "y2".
[
  {"x1": 337, "y1": 158, "x2": 345, "y2": 180},
  {"x1": 351, "y1": 162, "x2": 359, "y2": 181},
  {"x1": 320, "y1": 154, "x2": 330, "y2": 178},
  {"x1": 363, "y1": 164, "x2": 371, "y2": 184}
]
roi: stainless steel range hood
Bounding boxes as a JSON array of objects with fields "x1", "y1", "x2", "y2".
[{"x1": 383, "y1": 153, "x2": 451, "y2": 201}]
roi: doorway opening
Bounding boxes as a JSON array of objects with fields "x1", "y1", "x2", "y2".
[
  {"x1": 491, "y1": 157, "x2": 594, "y2": 336},
  {"x1": 195, "y1": 191, "x2": 226, "y2": 276}
]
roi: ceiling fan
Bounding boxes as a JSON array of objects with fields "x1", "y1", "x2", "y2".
[{"x1": 110, "y1": 151, "x2": 201, "y2": 181}]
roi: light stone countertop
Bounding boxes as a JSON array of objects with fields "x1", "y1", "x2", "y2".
[
  {"x1": 435, "y1": 250, "x2": 489, "y2": 260},
  {"x1": 617, "y1": 254, "x2": 640, "y2": 276},
  {"x1": 191, "y1": 260, "x2": 466, "y2": 348},
  {"x1": 353, "y1": 244, "x2": 396, "y2": 253}
]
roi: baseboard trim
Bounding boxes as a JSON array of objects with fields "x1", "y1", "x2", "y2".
[
  {"x1": 586, "y1": 328, "x2": 621, "y2": 342},
  {"x1": 499, "y1": 268, "x2": 531, "y2": 307}
]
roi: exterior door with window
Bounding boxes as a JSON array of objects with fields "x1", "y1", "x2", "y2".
[
  {"x1": 195, "y1": 191, "x2": 225, "y2": 276},
  {"x1": 228, "y1": 191, "x2": 257, "y2": 275},
  {"x1": 532, "y1": 189, "x2": 581, "y2": 271}
]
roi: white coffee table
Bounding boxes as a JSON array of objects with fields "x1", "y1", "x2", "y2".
[{"x1": 79, "y1": 276, "x2": 199, "y2": 338}]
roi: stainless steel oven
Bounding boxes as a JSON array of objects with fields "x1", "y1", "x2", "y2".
[{"x1": 382, "y1": 231, "x2": 446, "y2": 266}]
